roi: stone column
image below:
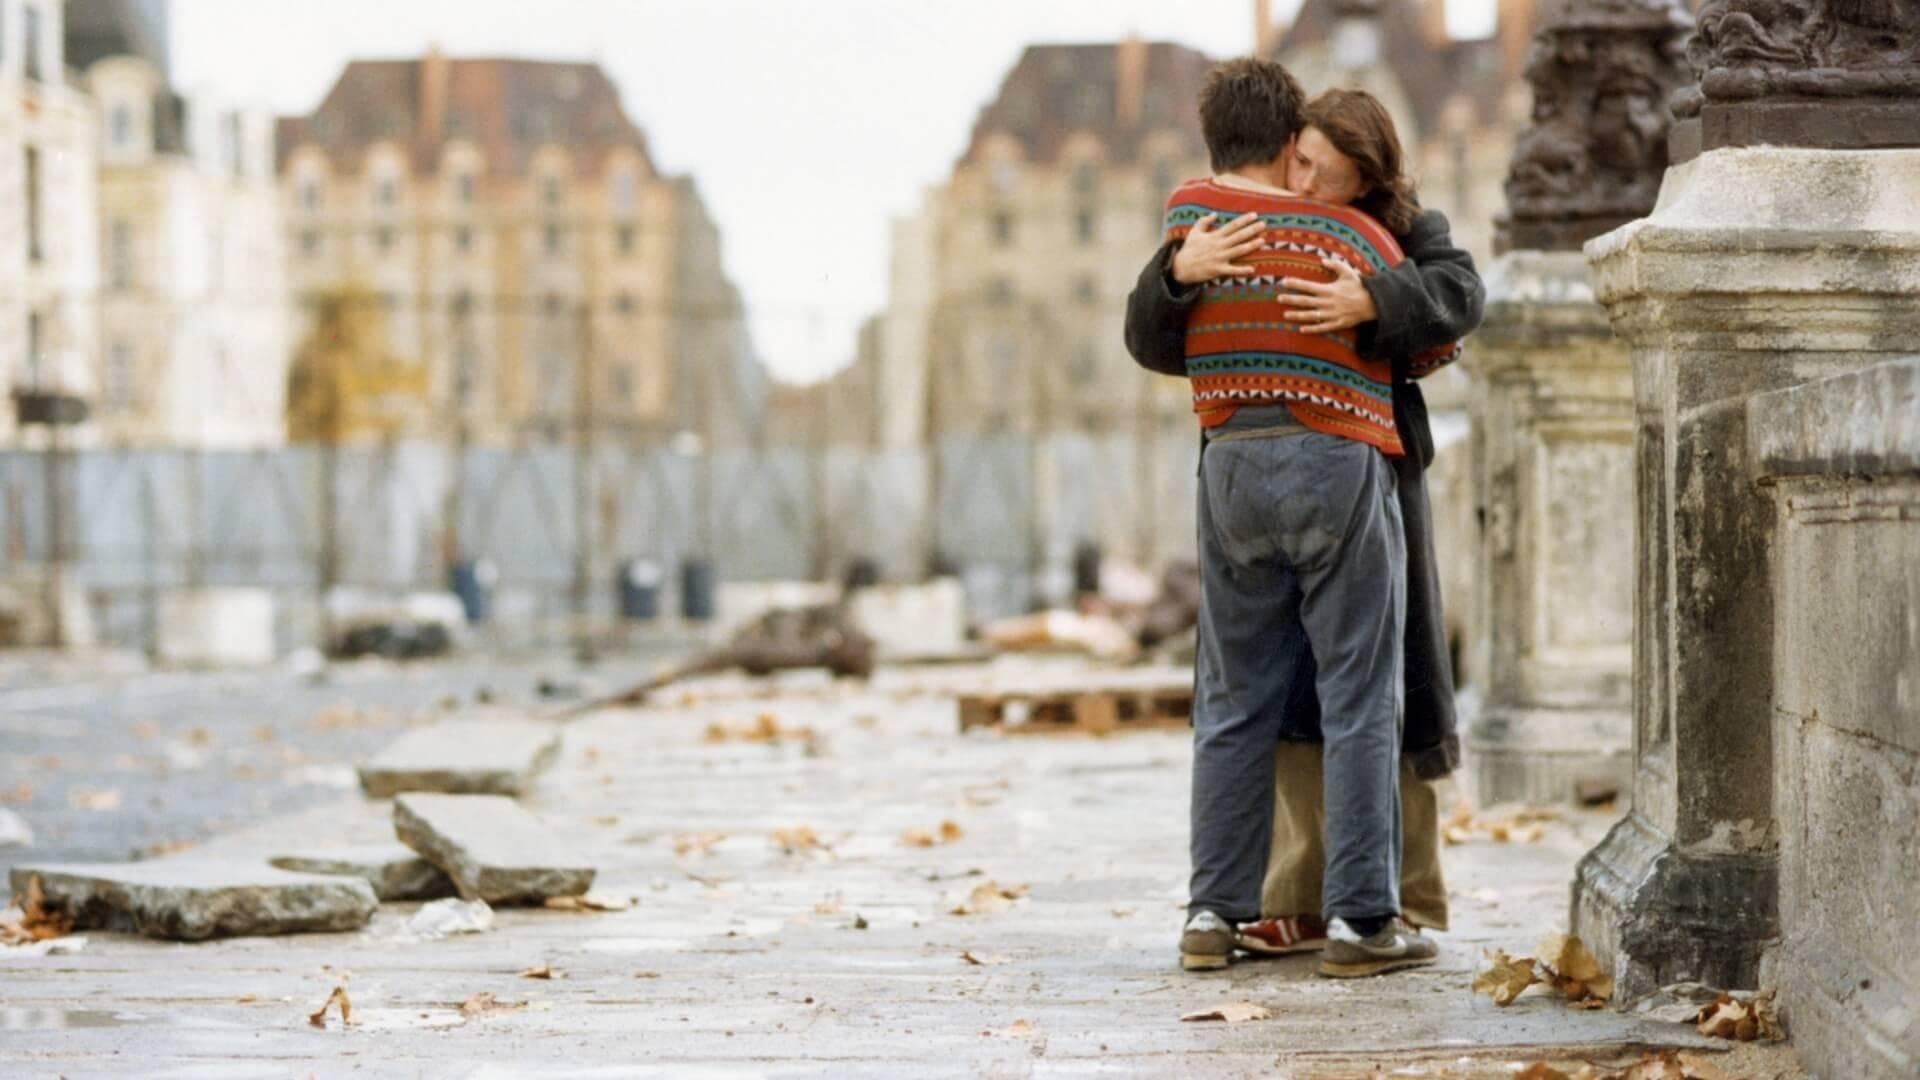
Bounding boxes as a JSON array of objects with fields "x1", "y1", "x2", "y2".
[
  {"x1": 1466, "y1": 0, "x2": 1693, "y2": 806},
  {"x1": 1572, "y1": 0, "x2": 1920, "y2": 1012}
]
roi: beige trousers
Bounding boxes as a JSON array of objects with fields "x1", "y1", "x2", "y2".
[{"x1": 1262, "y1": 741, "x2": 1450, "y2": 930}]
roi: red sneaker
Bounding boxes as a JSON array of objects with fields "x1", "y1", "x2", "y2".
[{"x1": 1236, "y1": 914, "x2": 1329, "y2": 956}]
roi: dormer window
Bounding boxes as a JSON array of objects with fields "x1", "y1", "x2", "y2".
[
  {"x1": 611, "y1": 171, "x2": 636, "y2": 214},
  {"x1": 110, "y1": 104, "x2": 136, "y2": 150},
  {"x1": 542, "y1": 175, "x2": 562, "y2": 208},
  {"x1": 300, "y1": 177, "x2": 321, "y2": 212},
  {"x1": 455, "y1": 172, "x2": 475, "y2": 206},
  {"x1": 375, "y1": 173, "x2": 397, "y2": 208}
]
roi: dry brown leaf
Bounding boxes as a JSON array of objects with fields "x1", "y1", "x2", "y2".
[
  {"x1": 1694, "y1": 991, "x2": 1780, "y2": 1041},
  {"x1": 770, "y1": 825, "x2": 822, "y2": 853},
  {"x1": 518, "y1": 965, "x2": 560, "y2": 980},
  {"x1": 308, "y1": 984, "x2": 351, "y2": 1028},
  {"x1": 1672, "y1": 1053, "x2": 1736, "y2": 1080},
  {"x1": 671, "y1": 832, "x2": 727, "y2": 857},
  {"x1": 1472, "y1": 949, "x2": 1540, "y2": 1006},
  {"x1": 902, "y1": 820, "x2": 965, "y2": 848},
  {"x1": 68, "y1": 788, "x2": 123, "y2": 812},
  {"x1": 235, "y1": 994, "x2": 258, "y2": 1004},
  {"x1": 1004, "y1": 1018, "x2": 1034, "y2": 1034},
  {"x1": 951, "y1": 881, "x2": 1028, "y2": 916},
  {"x1": 1443, "y1": 825, "x2": 1474, "y2": 846},
  {"x1": 1517, "y1": 823, "x2": 1548, "y2": 843},
  {"x1": 939, "y1": 820, "x2": 964, "y2": 842},
  {"x1": 900, "y1": 828, "x2": 938, "y2": 848},
  {"x1": 1514, "y1": 1065, "x2": 1572, "y2": 1080},
  {"x1": 1448, "y1": 800, "x2": 1475, "y2": 829},
  {"x1": 1538, "y1": 934, "x2": 1612, "y2": 1003},
  {"x1": 635, "y1": 970, "x2": 661, "y2": 979},
  {"x1": 459, "y1": 991, "x2": 526, "y2": 1018},
  {"x1": 961, "y1": 950, "x2": 1010, "y2": 966},
  {"x1": 543, "y1": 893, "x2": 633, "y2": 913},
  {"x1": 1179, "y1": 1002, "x2": 1272, "y2": 1023},
  {"x1": 1, "y1": 875, "x2": 75, "y2": 944},
  {"x1": 813, "y1": 895, "x2": 843, "y2": 915}
]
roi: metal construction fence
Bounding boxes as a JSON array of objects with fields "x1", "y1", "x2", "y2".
[{"x1": 0, "y1": 431, "x2": 1203, "y2": 653}]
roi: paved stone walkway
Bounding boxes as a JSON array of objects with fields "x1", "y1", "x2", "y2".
[{"x1": 1, "y1": 658, "x2": 1800, "y2": 1078}]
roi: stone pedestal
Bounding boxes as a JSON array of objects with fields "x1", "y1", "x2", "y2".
[
  {"x1": 1467, "y1": 251, "x2": 1635, "y2": 806},
  {"x1": 1574, "y1": 146, "x2": 1920, "y2": 1004}
]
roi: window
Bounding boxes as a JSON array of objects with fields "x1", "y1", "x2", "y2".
[
  {"x1": 300, "y1": 230, "x2": 320, "y2": 257},
  {"x1": 1076, "y1": 208, "x2": 1097, "y2": 245},
  {"x1": 544, "y1": 224, "x2": 563, "y2": 255},
  {"x1": 453, "y1": 226, "x2": 472, "y2": 253},
  {"x1": 454, "y1": 349, "x2": 479, "y2": 403},
  {"x1": 374, "y1": 227, "x2": 394, "y2": 253},
  {"x1": 991, "y1": 210, "x2": 1013, "y2": 247},
  {"x1": 300, "y1": 177, "x2": 321, "y2": 211},
  {"x1": 24, "y1": 147, "x2": 41, "y2": 263},
  {"x1": 542, "y1": 176, "x2": 561, "y2": 207},
  {"x1": 451, "y1": 289, "x2": 473, "y2": 318},
  {"x1": 1074, "y1": 274, "x2": 1096, "y2": 304},
  {"x1": 456, "y1": 172, "x2": 475, "y2": 206},
  {"x1": 375, "y1": 175, "x2": 397, "y2": 208},
  {"x1": 226, "y1": 114, "x2": 244, "y2": 178},
  {"x1": 108, "y1": 219, "x2": 132, "y2": 288},
  {"x1": 611, "y1": 172, "x2": 636, "y2": 214},
  {"x1": 380, "y1": 292, "x2": 399, "y2": 315},
  {"x1": 543, "y1": 293, "x2": 562, "y2": 318},
  {"x1": 24, "y1": 3, "x2": 42, "y2": 83},
  {"x1": 987, "y1": 277, "x2": 1013, "y2": 306},
  {"x1": 609, "y1": 365, "x2": 633, "y2": 402},
  {"x1": 107, "y1": 342, "x2": 135, "y2": 407},
  {"x1": 110, "y1": 104, "x2": 134, "y2": 149},
  {"x1": 616, "y1": 224, "x2": 636, "y2": 255},
  {"x1": 614, "y1": 292, "x2": 635, "y2": 316},
  {"x1": 26, "y1": 311, "x2": 43, "y2": 384},
  {"x1": 1071, "y1": 340, "x2": 1099, "y2": 385}
]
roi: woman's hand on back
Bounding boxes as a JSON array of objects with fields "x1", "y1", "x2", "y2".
[
  {"x1": 1280, "y1": 257, "x2": 1378, "y2": 334},
  {"x1": 1171, "y1": 213, "x2": 1264, "y2": 285}
]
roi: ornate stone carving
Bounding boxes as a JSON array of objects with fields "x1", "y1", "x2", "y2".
[
  {"x1": 1673, "y1": 0, "x2": 1920, "y2": 151},
  {"x1": 1497, "y1": 0, "x2": 1695, "y2": 253}
]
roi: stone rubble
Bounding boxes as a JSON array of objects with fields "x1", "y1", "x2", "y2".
[
  {"x1": 269, "y1": 844, "x2": 455, "y2": 901},
  {"x1": 357, "y1": 719, "x2": 561, "y2": 798},
  {"x1": 8, "y1": 860, "x2": 378, "y2": 941},
  {"x1": 392, "y1": 793, "x2": 594, "y2": 905}
]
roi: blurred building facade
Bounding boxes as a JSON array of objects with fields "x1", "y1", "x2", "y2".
[
  {"x1": 78, "y1": 0, "x2": 292, "y2": 447},
  {"x1": 276, "y1": 51, "x2": 765, "y2": 448},
  {"x1": 0, "y1": 0, "x2": 101, "y2": 446}
]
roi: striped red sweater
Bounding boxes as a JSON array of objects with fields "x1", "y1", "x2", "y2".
[{"x1": 1163, "y1": 178, "x2": 1460, "y2": 456}]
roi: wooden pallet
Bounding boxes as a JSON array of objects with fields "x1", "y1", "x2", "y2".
[{"x1": 956, "y1": 682, "x2": 1193, "y2": 735}]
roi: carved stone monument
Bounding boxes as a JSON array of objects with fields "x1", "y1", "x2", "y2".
[
  {"x1": 1671, "y1": 0, "x2": 1920, "y2": 156},
  {"x1": 1575, "y1": 4, "x2": 1920, "y2": 1074},
  {"x1": 1466, "y1": 0, "x2": 1693, "y2": 805}
]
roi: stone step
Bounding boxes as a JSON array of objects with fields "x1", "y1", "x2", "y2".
[
  {"x1": 8, "y1": 860, "x2": 378, "y2": 941},
  {"x1": 269, "y1": 844, "x2": 456, "y2": 901},
  {"x1": 357, "y1": 720, "x2": 562, "y2": 798},
  {"x1": 392, "y1": 793, "x2": 595, "y2": 905}
]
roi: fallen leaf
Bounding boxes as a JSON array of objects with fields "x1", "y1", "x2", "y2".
[
  {"x1": 68, "y1": 788, "x2": 124, "y2": 812},
  {"x1": 144, "y1": 838, "x2": 197, "y2": 858},
  {"x1": 671, "y1": 832, "x2": 727, "y2": 857},
  {"x1": 1179, "y1": 1002, "x2": 1272, "y2": 1023},
  {"x1": 635, "y1": 971, "x2": 661, "y2": 979},
  {"x1": 1538, "y1": 934, "x2": 1612, "y2": 1003},
  {"x1": 1, "y1": 782, "x2": 28, "y2": 803},
  {"x1": 1004, "y1": 1018, "x2": 1034, "y2": 1034},
  {"x1": 1443, "y1": 825, "x2": 1474, "y2": 846},
  {"x1": 188, "y1": 726, "x2": 213, "y2": 746},
  {"x1": 458, "y1": 992, "x2": 527, "y2": 1018},
  {"x1": 253, "y1": 724, "x2": 276, "y2": 743},
  {"x1": 235, "y1": 994, "x2": 258, "y2": 1004},
  {"x1": 901, "y1": 828, "x2": 938, "y2": 848},
  {"x1": 1514, "y1": 1065, "x2": 1572, "y2": 1080},
  {"x1": 308, "y1": 984, "x2": 351, "y2": 1028},
  {"x1": 1694, "y1": 991, "x2": 1782, "y2": 1041},
  {"x1": 0, "y1": 875, "x2": 75, "y2": 945},
  {"x1": 543, "y1": 893, "x2": 633, "y2": 913},
  {"x1": 813, "y1": 896, "x2": 844, "y2": 915},
  {"x1": 1472, "y1": 949, "x2": 1540, "y2": 1006},
  {"x1": 770, "y1": 825, "x2": 823, "y2": 853},
  {"x1": 518, "y1": 965, "x2": 560, "y2": 980},
  {"x1": 961, "y1": 950, "x2": 1010, "y2": 966},
  {"x1": 939, "y1": 820, "x2": 964, "y2": 843},
  {"x1": 950, "y1": 881, "x2": 1029, "y2": 916}
]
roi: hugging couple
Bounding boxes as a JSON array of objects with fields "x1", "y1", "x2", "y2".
[{"x1": 1123, "y1": 58, "x2": 1486, "y2": 976}]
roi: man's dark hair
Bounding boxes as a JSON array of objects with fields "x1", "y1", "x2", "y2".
[{"x1": 1197, "y1": 58, "x2": 1307, "y2": 174}]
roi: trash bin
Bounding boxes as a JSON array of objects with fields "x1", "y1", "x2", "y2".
[
  {"x1": 450, "y1": 558, "x2": 498, "y2": 624},
  {"x1": 618, "y1": 559, "x2": 663, "y2": 620},
  {"x1": 680, "y1": 559, "x2": 715, "y2": 621}
]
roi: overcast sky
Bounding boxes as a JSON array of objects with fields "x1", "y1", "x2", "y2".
[{"x1": 173, "y1": 0, "x2": 1498, "y2": 383}]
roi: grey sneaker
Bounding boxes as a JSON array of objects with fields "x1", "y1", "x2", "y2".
[
  {"x1": 1318, "y1": 917, "x2": 1439, "y2": 978},
  {"x1": 1180, "y1": 910, "x2": 1235, "y2": 971}
]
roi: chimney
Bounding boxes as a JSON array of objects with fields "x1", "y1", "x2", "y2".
[
  {"x1": 419, "y1": 44, "x2": 451, "y2": 146},
  {"x1": 1422, "y1": 0, "x2": 1452, "y2": 47},
  {"x1": 1254, "y1": 0, "x2": 1275, "y2": 55},
  {"x1": 1116, "y1": 34, "x2": 1148, "y2": 127}
]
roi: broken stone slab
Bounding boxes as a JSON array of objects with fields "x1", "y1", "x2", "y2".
[
  {"x1": 392, "y1": 794, "x2": 594, "y2": 905},
  {"x1": 269, "y1": 844, "x2": 455, "y2": 901},
  {"x1": 8, "y1": 860, "x2": 378, "y2": 941},
  {"x1": 357, "y1": 720, "x2": 561, "y2": 798}
]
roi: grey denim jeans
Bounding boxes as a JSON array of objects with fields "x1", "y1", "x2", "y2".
[{"x1": 1188, "y1": 414, "x2": 1407, "y2": 924}]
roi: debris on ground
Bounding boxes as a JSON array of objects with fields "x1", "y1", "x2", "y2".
[
  {"x1": 901, "y1": 821, "x2": 964, "y2": 847},
  {"x1": 542, "y1": 893, "x2": 633, "y2": 913},
  {"x1": 10, "y1": 862, "x2": 376, "y2": 941},
  {"x1": 393, "y1": 793, "x2": 596, "y2": 905},
  {"x1": 458, "y1": 992, "x2": 527, "y2": 1018},
  {"x1": 358, "y1": 721, "x2": 561, "y2": 798},
  {"x1": 671, "y1": 832, "x2": 727, "y2": 858},
  {"x1": 980, "y1": 610, "x2": 1140, "y2": 663},
  {"x1": 271, "y1": 845, "x2": 456, "y2": 901},
  {"x1": 517, "y1": 965, "x2": 560, "y2": 980},
  {"x1": 405, "y1": 898, "x2": 495, "y2": 939},
  {"x1": 1574, "y1": 776, "x2": 1622, "y2": 806},
  {"x1": 1444, "y1": 801, "x2": 1559, "y2": 845},
  {"x1": 308, "y1": 984, "x2": 352, "y2": 1029},
  {"x1": 960, "y1": 950, "x2": 1009, "y2": 966},
  {"x1": 1179, "y1": 1002, "x2": 1272, "y2": 1023},
  {"x1": 1695, "y1": 990, "x2": 1785, "y2": 1041},
  {"x1": 769, "y1": 826, "x2": 825, "y2": 854},
  {"x1": 704, "y1": 713, "x2": 817, "y2": 745},
  {"x1": 558, "y1": 604, "x2": 876, "y2": 716},
  {"x1": 1, "y1": 875, "x2": 74, "y2": 945},
  {"x1": 950, "y1": 881, "x2": 1028, "y2": 916},
  {"x1": 1473, "y1": 934, "x2": 1611, "y2": 1008},
  {"x1": 1511, "y1": 1050, "x2": 1738, "y2": 1080}
]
